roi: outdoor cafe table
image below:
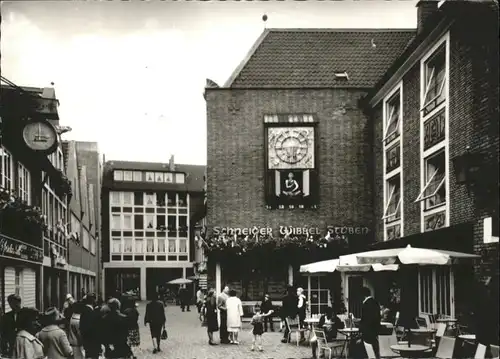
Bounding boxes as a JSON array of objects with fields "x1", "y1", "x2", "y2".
[
  {"x1": 338, "y1": 327, "x2": 360, "y2": 359},
  {"x1": 436, "y1": 318, "x2": 459, "y2": 335},
  {"x1": 391, "y1": 344, "x2": 431, "y2": 358}
]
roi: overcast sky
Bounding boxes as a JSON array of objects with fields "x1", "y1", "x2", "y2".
[{"x1": 1, "y1": 0, "x2": 417, "y2": 165}]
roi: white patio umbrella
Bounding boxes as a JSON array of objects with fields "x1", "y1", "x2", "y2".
[
  {"x1": 335, "y1": 263, "x2": 399, "y2": 272},
  {"x1": 356, "y1": 244, "x2": 480, "y2": 266},
  {"x1": 299, "y1": 259, "x2": 340, "y2": 274},
  {"x1": 167, "y1": 278, "x2": 193, "y2": 285}
]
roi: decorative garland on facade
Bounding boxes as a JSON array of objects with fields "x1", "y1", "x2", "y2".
[
  {"x1": 0, "y1": 186, "x2": 46, "y2": 231},
  {"x1": 53, "y1": 169, "x2": 73, "y2": 199},
  {"x1": 200, "y1": 230, "x2": 348, "y2": 256}
]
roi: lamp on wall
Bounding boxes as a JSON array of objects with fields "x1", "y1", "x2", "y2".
[{"x1": 451, "y1": 147, "x2": 485, "y2": 185}]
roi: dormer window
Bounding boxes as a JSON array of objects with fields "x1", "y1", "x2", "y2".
[{"x1": 175, "y1": 173, "x2": 185, "y2": 184}]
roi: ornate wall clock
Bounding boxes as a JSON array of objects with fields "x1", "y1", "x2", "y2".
[
  {"x1": 267, "y1": 127, "x2": 315, "y2": 169},
  {"x1": 22, "y1": 119, "x2": 59, "y2": 155}
]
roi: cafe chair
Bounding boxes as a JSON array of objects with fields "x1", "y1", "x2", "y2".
[
  {"x1": 314, "y1": 330, "x2": 333, "y2": 359},
  {"x1": 379, "y1": 333, "x2": 399, "y2": 358},
  {"x1": 364, "y1": 341, "x2": 378, "y2": 359},
  {"x1": 491, "y1": 344, "x2": 500, "y2": 359},
  {"x1": 285, "y1": 317, "x2": 307, "y2": 346},
  {"x1": 330, "y1": 330, "x2": 347, "y2": 358},
  {"x1": 474, "y1": 344, "x2": 487, "y2": 359},
  {"x1": 434, "y1": 336, "x2": 456, "y2": 359}
]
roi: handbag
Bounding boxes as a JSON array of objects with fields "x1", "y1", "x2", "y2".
[{"x1": 161, "y1": 327, "x2": 168, "y2": 340}]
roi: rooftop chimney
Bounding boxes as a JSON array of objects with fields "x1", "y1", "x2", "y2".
[
  {"x1": 169, "y1": 155, "x2": 175, "y2": 171},
  {"x1": 416, "y1": 0, "x2": 439, "y2": 35}
]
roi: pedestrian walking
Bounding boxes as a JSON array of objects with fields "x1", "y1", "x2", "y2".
[
  {"x1": 144, "y1": 293, "x2": 166, "y2": 354},
  {"x1": 37, "y1": 307, "x2": 73, "y2": 359},
  {"x1": 204, "y1": 288, "x2": 219, "y2": 345},
  {"x1": 260, "y1": 293, "x2": 275, "y2": 332},
  {"x1": 217, "y1": 285, "x2": 230, "y2": 344},
  {"x1": 250, "y1": 304, "x2": 273, "y2": 352},
  {"x1": 281, "y1": 285, "x2": 297, "y2": 343},
  {"x1": 79, "y1": 293, "x2": 102, "y2": 359},
  {"x1": 0, "y1": 293, "x2": 22, "y2": 357},
  {"x1": 226, "y1": 289, "x2": 243, "y2": 344},
  {"x1": 104, "y1": 298, "x2": 130, "y2": 358},
  {"x1": 12, "y1": 307, "x2": 44, "y2": 359},
  {"x1": 359, "y1": 287, "x2": 381, "y2": 359},
  {"x1": 179, "y1": 285, "x2": 191, "y2": 312},
  {"x1": 196, "y1": 287, "x2": 204, "y2": 315},
  {"x1": 123, "y1": 299, "x2": 141, "y2": 359},
  {"x1": 67, "y1": 302, "x2": 84, "y2": 359}
]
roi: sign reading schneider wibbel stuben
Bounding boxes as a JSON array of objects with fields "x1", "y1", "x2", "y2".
[{"x1": 212, "y1": 226, "x2": 370, "y2": 237}]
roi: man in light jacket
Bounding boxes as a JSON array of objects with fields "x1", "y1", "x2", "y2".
[
  {"x1": 67, "y1": 302, "x2": 84, "y2": 359},
  {"x1": 37, "y1": 307, "x2": 73, "y2": 359}
]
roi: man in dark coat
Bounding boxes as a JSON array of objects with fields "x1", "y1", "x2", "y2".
[
  {"x1": 281, "y1": 285, "x2": 297, "y2": 343},
  {"x1": 260, "y1": 293, "x2": 274, "y2": 332},
  {"x1": 179, "y1": 285, "x2": 191, "y2": 312},
  {"x1": 0, "y1": 294, "x2": 22, "y2": 357},
  {"x1": 359, "y1": 287, "x2": 381, "y2": 359},
  {"x1": 80, "y1": 293, "x2": 102, "y2": 359},
  {"x1": 145, "y1": 293, "x2": 166, "y2": 354},
  {"x1": 217, "y1": 285, "x2": 230, "y2": 344}
]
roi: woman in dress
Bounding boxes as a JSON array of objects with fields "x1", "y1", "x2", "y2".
[
  {"x1": 204, "y1": 288, "x2": 219, "y2": 345},
  {"x1": 226, "y1": 290, "x2": 243, "y2": 344},
  {"x1": 123, "y1": 299, "x2": 141, "y2": 359}
]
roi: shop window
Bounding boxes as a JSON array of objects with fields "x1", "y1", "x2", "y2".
[
  {"x1": 418, "y1": 267, "x2": 453, "y2": 317},
  {"x1": 309, "y1": 276, "x2": 330, "y2": 315}
]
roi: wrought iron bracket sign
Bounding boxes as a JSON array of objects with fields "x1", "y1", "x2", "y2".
[{"x1": 0, "y1": 234, "x2": 43, "y2": 263}]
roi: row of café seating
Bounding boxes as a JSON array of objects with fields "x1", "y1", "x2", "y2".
[{"x1": 311, "y1": 312, "x2": 499, "y2": 359}]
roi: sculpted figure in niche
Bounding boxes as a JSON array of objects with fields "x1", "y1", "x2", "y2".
[{"x1": 282, "y1": 172, "x2": 301, "y2": 197}]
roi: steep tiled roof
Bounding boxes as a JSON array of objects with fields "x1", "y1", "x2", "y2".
[
  {"x1": 226, "y1": 29, "x2": 416, "y2": 89},
  {"x1": 104, "y1": 160, "x2": 205, "y2": 193}
]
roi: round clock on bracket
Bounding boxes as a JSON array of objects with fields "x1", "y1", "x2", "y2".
[{"x1": 22, "y1": 119, "x2": 59, "y2": 155}]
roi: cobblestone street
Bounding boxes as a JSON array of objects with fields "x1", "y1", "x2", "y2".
[{"x1": 132, "y1": 302, "x2": 313, "y2": 359}]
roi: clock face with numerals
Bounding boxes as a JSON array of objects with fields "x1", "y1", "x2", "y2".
[{"x1": 267, "y1": 127, "x2": 314, "y2": 169}]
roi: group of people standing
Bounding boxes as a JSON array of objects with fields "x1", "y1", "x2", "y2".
[{"x1": 0, "y1": 292, "x2": 142, "y2": 359}]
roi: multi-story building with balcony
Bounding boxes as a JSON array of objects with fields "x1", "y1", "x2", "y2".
[{"x1": 101, "y1": 158, "x2": 205, "y2": 300}]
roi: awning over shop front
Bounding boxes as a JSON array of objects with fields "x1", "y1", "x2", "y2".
[
  {"x1": 299, "y1": 259, "x2": 340, "y2": 274},
  {"x1": 356, "y1": 245, "x2": 480, "y2": 265}
]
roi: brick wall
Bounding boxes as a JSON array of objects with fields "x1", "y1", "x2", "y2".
[
  {"x1": 205, "y1": 88, "x2": 374, "y2": 249},
  {"x1": 371, "y1": 5, "x2": 499, "y2": 284}
]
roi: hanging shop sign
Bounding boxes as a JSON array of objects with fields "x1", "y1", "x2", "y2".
[
  {"x1": 22, "y1": 119, "x2": 59, "y2": 155},
  {"x1": 212, "y1": 225, "x2": 370, "y2": 237},
  {"x1": 0, "y1": 234, "x2": 44, "y2": 263}
]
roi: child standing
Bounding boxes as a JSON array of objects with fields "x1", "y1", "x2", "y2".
[{"x1": 250, "y1": 304, "x2": 273, "y2": 352}]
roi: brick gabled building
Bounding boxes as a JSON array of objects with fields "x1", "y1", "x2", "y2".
[
  {"x1": 204, "y1": 28, "x2": 415, "y2": 309},
  {"x1": 365, "y1": 0, "x2": 499, "y2": 324}
]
